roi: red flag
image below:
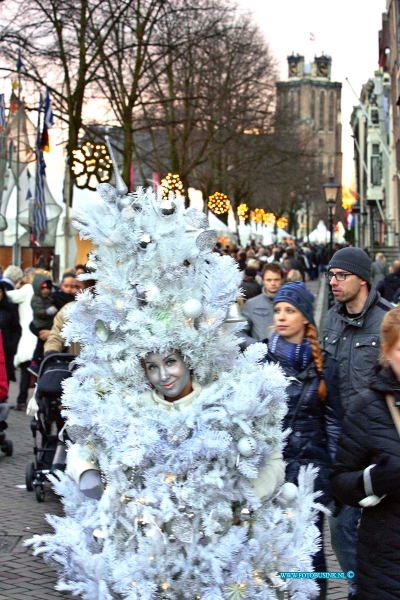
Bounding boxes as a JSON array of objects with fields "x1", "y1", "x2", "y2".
[
  {"x1": 10, "y1": 91, "x2": 21, "y2": 114},
  {"x1": 310, "y1": 32, "x2": 316, "y2": 42},
  {"x1": 129, "y1": 161, "x2": 135, "y2": 192},
  {"x1": 153, "y1": 172, "x2": 160, "y2": 194}
]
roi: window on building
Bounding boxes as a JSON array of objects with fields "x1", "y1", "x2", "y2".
[
  {"x1": 370, "y1": 108, "x2": 379, "y2": 125},
  {"x1": 318, "y1": 139, "x2": 324, "y2": 152},
  {"x1": 371, "y1": 143, "x2": 381, "y2": 186},
  {"x1": 310, "y1": 89, "x2": 316, "y2": 121},
  {"x1": 319, "y1": 91, "x2": 325, "y2": 130},
  {"x1": 328, "y1": 93, "x2": 334, "y2": 131},
  {"x1": 296, "y1": 89, "x2": 301, "y2": 117}
]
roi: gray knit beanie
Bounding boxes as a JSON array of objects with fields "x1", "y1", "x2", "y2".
[{"x1": 328, "y1": 247, "x2": 371, "y2": 283}]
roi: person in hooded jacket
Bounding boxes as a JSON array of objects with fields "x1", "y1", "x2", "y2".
[
  {"x1": 331, "y1": 306, "x2": 400, "y2": 600},
  {"x1": 263, "y1": 282, "x2": 342, "y2": 600},
  {"x1": 0, "y1": 281, "x2": 21, "y2": 383},
  {"x1": 28, "y1": 273, "x2": 58, "y2": 374}
]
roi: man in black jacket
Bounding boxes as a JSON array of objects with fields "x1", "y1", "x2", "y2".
[
  {"x1": 376, "y1": 259, "x2": 400, "y2": 302},
  {"x1": 323, "y1": 247, "x2": 392, "y2": 600}
]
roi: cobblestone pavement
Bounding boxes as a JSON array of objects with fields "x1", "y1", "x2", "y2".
[{"x1": 1, "y1": 276, "x2": 348, "y2": 599}]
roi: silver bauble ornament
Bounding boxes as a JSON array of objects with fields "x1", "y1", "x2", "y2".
[
  {"x1": 116, "y1": 196, "x2": 133, "y2": 211},
  {"x1": 139, "y1": 234, "x2": 152, "y2": 249},
  {"x1": 240, "y1": 507, "x2": 251, "y2": 521},
  {"x1": 237, "y1": 436, "x2": 257, "y2": 457},
  {"x1": 166, "y1": 423, "x2": 190, "y2": 445},
  {"x1": 96, "y1": 182, "x2": 118, "y2": 203},
  {"x1": 184, "y1": 208, "x2": 209, "y2": 229},
  {"x1": 92, "y1": 528, "x2": 107, "y2": 540},
  {"x1": 196, "y1": 230, "x2": 217, "y2": 252},
  {"x1": 86, "y1": 259, "x2": 97, "y2": 273},
  {"x1": 160, "y1": 199, "x2": 176, "y2": 216},
  {"x1": 279, "y1": 482, "x2": 298, "y2": 503},
  {"x1": 95, "y1": 319, "x2": 110, "y2": 342},
  {"x1": 182, "y1": 298, "x2": 202, "y2": 319}
]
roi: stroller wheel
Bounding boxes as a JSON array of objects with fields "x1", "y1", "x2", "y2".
[
  {"x1": 26, "y1": 462, "x2": 35, "y2": 491},
  {"x1": 35, "y1": 485, "x2": 45, "y2": 502},
  {"x1": 3, "y1": 439, "x2": 13, "y2": 457}
]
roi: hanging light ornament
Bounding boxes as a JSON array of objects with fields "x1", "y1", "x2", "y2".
[
  {"x1": 208, "y1": 192, "x2": 230, "y2": 215},
  {"x1": 237, "y1": 203, "x2": 249, "y2": 221},
  {"x1": 263, "y1": 212, "x2": 276, "y2": 226},
  {"x1": 71, "y1": 141, "x2": 112, "y2": 190},
  {"x1": 161, "y1": 173, "x2": 184, "y2": 198},
  {"x1": 250, "y1": 208, "x2": 265, "y2": 224},
  {"x1": 276, "y1": 216, "x2": 289, "y2": 229}
]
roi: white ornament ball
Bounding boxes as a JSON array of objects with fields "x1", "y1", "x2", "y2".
[
  {"x1": 145, "y1": 284, "x2": 160, "y2": 302},
  {"x1": 182, "y1": 298, "x2": 203, "y2": 318},
  {"x1": 237, "y1": 436, "x2": 257, "y2": 457},
  {"x1": 280, "y1": 482, "x2": 298, "y2": 503}
]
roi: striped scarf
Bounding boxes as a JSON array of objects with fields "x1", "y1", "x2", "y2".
[{"x1": 268, "y1": 331, "x2": 312, "y2": 374}]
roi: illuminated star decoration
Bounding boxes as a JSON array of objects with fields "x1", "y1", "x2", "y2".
[
  {"x1": 276, "y1": 216, "x2": 288, "y2": 229},
  {"x1": 237, "y1": 203, "x2": 249, "y2": 221},
  {"x1": 161, "y1": 173, "x2": 184, "y2": 199},
  {"x1": 71, "y1": 141, "x2": 112, "y2": 190},
  {"x1": 208, "y1": 192, "x2": 230, "y2": 215}
]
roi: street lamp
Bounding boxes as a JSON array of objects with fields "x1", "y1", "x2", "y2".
[
  {"x1": 323, "y1": 176, "x2": 340, "y2": 259},
  {"x1": 366, "y1": 198, "x2": 376, "y2": 255}
]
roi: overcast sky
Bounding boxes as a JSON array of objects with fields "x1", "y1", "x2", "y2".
[{"x1": 237, "y1": 0, "x2": 387, "y2": 188}]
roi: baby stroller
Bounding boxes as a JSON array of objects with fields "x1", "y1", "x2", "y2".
[{"x1": 25, "y1": 353, "x2": 76, "y2": 502}]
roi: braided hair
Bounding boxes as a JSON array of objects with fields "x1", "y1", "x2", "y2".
[{"x1": 304, "y1": 322, "x2": 327, "y2": 401}]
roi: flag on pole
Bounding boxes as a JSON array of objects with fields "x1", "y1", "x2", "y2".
[
  {"x1": 10, "y1": 91, "x2": 21, "y2": 114},
  {"x1": 129, "y1": 161, "x2": 135, "y2": 192},
  {"x1": 310, "y1": 32, "x2": 316, "y2": 42},
  {"x1": 16, "y1": 53, "x2": 23, "y2": 72},
  {"x1": 0, "y1": 94, "x2": 6, "y2": 132},
  {"x1": 40, "y1": 88, "x2": 54, "y2": 153},
  {"x1": 34, "y1": 96, "x2": 47, "y2": 243},
  {"x1": 153, "y1": 172, "x2": 160, "y2": 194}
]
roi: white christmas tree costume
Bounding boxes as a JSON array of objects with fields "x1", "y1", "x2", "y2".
[{"x1": 27, "y1": 183, "x2": 321, "y2": 599}]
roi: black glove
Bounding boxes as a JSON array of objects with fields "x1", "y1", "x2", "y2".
[{"x1": 370, "y1": 454, "x2": 400, "y2": 497}]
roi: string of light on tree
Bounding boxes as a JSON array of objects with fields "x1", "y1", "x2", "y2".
[
  {"x1": 264, "y1": 212, "x2": 276, "y2": 226},
  {"x1": 161, "y1": 173, "x2": 184, "y2": 198},
  {"x1": 250, "y1": 208, "x2": 265, "y2": 223},
  {"x1": 237, "y1": 203, "x2": 249, "y2": 221},
  {"x1": 208, "y1": 192, "x2": 231, "y2": 215},
  {"x1": 71, "y1": 141, "x2": 112, "y2": 190},
  {"x1": 276, "y1": 216, "x2": 288, "y2": 229}
]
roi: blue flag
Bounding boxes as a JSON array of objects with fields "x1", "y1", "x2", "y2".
[{"x1": 34, "y1": 96, "x2": 47, "y2": 243}]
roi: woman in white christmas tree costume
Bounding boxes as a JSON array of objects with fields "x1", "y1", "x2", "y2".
[{"x1": 27, "y1": 159, "x2": 323, "y2": 600}]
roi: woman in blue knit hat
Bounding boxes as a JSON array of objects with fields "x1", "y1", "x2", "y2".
[{"x1": 263, "y1": 281, "x2": 343, "y2": 600}]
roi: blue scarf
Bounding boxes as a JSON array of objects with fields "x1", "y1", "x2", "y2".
[{"x1": 268, "y1": 331, "x2": 313, "y2": 374}]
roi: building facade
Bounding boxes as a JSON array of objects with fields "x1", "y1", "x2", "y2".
[{"x1": 276, "y1": 55, "x2": 342, "y2": 237}]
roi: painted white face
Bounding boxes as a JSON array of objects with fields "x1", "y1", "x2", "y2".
[{"x1": 143, "y1": 351, "x2": 192, "y2": 401}]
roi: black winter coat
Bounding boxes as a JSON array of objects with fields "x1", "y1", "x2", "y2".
[
  {"x1": 331, "y1": 367, "x2": 400, "y2": 600},
  {"x1": 265, "y1": 349, "x2": 342, "y2": 505},
  {"x1": 0, "y1": 282, "x2": 21, "y2": 382},
  {"x1": 376, "y1": 273, "x2": 400, "y2": 302}
]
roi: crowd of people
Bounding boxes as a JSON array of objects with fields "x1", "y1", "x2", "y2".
[{"x1": 2, "y1": 237, "x2": 400, "y2": 600}]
